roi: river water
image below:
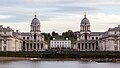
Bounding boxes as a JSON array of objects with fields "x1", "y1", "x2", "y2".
[{"x1": 0, "y1": 61, "x2": 120, "y2": 68}]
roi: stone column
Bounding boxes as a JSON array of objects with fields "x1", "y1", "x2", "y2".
[
  {"x1": 87, "y1": 43, "x2": 89, "y2": 51},
  {"x1": 94, "y1": 43, "x2": 96, "y2": 51},
  {"x1": 118, "y1": 40, "x2": 119, "y2": 51},
  {"x1": 84, "y1": 43, "x2": 85, "y2": 51}
]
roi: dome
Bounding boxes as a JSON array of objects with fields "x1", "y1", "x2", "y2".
[
  {"x1": 31, "y1": 18, "x2": 40, "y2": 25},
  {"x1": 31, "y1": 13, "x2": 40, "y2": 25},
  {"x1": 81, "y1": 12, "x2": 90, "y2": 24},
  {"x1": 81, "y1": 18, "x2": 90, "y2": 24}
]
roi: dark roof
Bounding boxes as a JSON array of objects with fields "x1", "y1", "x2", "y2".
[
  {"x1": 20, "y1": 32, "x2": 31, "y2": 36},
  {"x1": 81, "y1": 18, "x2": 90, "y2": 24},
  {"x1": 108, "y1": 26, "x2": 120, "y2": 31},
  {"x1": 0, "y1": 26, "x2": 13, "y2": 32},
  {"x1": 91, "y1": 32, "x2": 103, "y2": 36}
]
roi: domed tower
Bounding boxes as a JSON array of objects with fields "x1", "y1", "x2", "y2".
[
  {"x1": 30, "y1": 12, "x2": 41, "y2": 34},
  {"x1": 80, "y1": 12, "x2": 91, "y2": 40}
]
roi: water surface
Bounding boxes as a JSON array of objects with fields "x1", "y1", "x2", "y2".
[{"x1": 0, "y1": 61, "x2": 120, "y2": 68}]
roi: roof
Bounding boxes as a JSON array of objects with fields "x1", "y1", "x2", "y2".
[
  {"x1": 81, "y1": 18, "x2": 90, "y2": 24},
  {"x1": 20, "y1": 32, "x2": 31, "y2": 36},
  {"x1": 101, "y1": 31, "x2": 108, "y2": 38},
  {"x1": 31, "y1": 18, "x2": 40, "y2": 25},
  {"x1": 108, "y1": 26, "x2": 120, "y2": 31},
  {"x1": 91, "y1": 32, "x2": 103, "y2": 36},
  {"x1": 0, "y1": 26, "x2": 13, "y2": 32}
]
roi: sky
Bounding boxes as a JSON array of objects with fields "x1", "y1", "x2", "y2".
[{"x1": 0, "y1": 0, "x2": 120, "y2": 34}]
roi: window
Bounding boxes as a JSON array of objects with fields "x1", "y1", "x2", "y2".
[
  {"x1": 41, "y1": 43, "x2": 43, "y2": 49},
  {"x1": 96, "y1": 37, "x2": 98, "y2": 39},
  {"x1": 3, "y1": 46, "x2": 6, "y2": 51},
  {"x1": 115, "y1": 32, "x2": 116, "y2": 34},
  {"x1": 30, "y1": 43, "x2": 32, "y2": 50},
  {"x1": 23, "y1": 37, "x2": 25, "y2": 39},
  {"x1": 4, "y1": 31, "x2": 6, "y2": 34},
  {"x1": 37, "y1": 43, "x2": 39, "y2": 50},
  {"x1": 4, "y1": 40, "x2": 6, "y2": 44},
  {"x1": 27, "y1": 37, "x2": 29, "y2": 39},
  {"x1": 85, "y1": 34, "x2": 87, "y2": 40},
  {"x1": 34, "y1": 43, "x2": 36, "y2": 50},
  {"x1": 78, "y1": 43, "x2": 80, "y2": 49},
  {"x1": 85, "y1": 43, "x2": 87, "y2": 51},
  {"x1": 34, "y1": 34, "x2": 36, "y2": 39},
  {"x1": 92, "y1": 43, "x2": 94, "y2": 49},
  {"x1": 27, "y1": 43, "x2": 29, "y2": 50},
  {"x1": 82, "y1": 43, "x2": 84, "y2": 50},
  {"x1": 89, "y1": 43, "x2": 91, "y2": 50},
  {"x1": 96, "y1": 41, "x2": 98, "y2": 50},
  {"x1": 22, "y1": 41, "x2": 25, "y2": 51},
  {"x1": 92, "y1": 37, "x2": 94, "y2": 40}
]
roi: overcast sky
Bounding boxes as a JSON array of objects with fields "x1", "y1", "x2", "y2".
[{"x1": 0, "y1": 0, "x2": 120, "y2": 34}]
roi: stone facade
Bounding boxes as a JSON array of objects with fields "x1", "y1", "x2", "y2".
[
  {"x1": 50, "y1": 38, "x2": 71, "y2": 48},
  {"x1": 0, "y1": 25, "x2": 22, "y2": 51},
  {"x1": 74, "y1": 13, "x2": 102, "y2": 51},
  {"x1": 0, "y1": 12, "x2": 120, "y2": 51},
  {"x1": 99, "y1": 25, "x2": 120, "y2": 51},
  {"x1": 74, "y1": 13, "x2": 120, "y2": 51},
  {"x1": 20, "y1": 14, "x2": 48, "y2": 51},
  {"x1": 0, "y1": 13, "x2": 48, "y2": 51}
]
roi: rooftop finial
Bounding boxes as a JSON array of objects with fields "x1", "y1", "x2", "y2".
[
  {"x1": 35, "y1": 12, "x2": 36, "y2": 18},
  {"x1": 84, "y1": 12, "x2": 86, "y2": 18}
]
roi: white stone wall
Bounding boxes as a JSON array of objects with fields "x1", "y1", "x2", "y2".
[{"x1": 50, "y1": 40, "x2": 71, "y2": 48}]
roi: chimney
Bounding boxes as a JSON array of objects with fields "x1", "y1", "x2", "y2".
[
  {"x1": 16, "y1": 30, "x2": 19, "y2": 33},
  {"x1": 118, "y1": 25, "x2": 120, "y2": 27},
  {"x1": 66, "y1": 38, "x2": 68, "y2": 40},
  {"x1": 53, "y1": 38, "x2": 55, "y2": 40},
  {"x1": 0, "y1": 25, "x2": 3, "y2": 28},
  {"x1": 7, "y1": 26, "x2": 10, "y2": 28}
]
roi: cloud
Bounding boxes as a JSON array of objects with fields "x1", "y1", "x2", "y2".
[
  {"x1": 0, "y1": 0, "x2": 120, "y2": 33},
  {"x1": 0, "y1": 15, "x2": 13, "y2": 19}
]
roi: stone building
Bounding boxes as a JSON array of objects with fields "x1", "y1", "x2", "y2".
[
  {"x1": 74, "y1": 13, "x2": 103, "y2": 51},
  {"x1": 20, "y1": 14, "x2": 48, "y2": 51},
  {"x1": 50, "y1": 38, "x2": 71, "y2": 48},
  {"x1": 0, "y1": 25, "x2": 22, "y2": 51},
  {"x1": 99, "y1": 25, "x2": 120, "y2": 51}
]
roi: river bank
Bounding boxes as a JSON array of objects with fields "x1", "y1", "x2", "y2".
[{"x1": 0, "y1": 57, "x2": 120, "y2": 62}]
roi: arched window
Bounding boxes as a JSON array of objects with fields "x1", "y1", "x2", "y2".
[
  {"x1": 82, "y1": 43, "x2": 84, "y2": 50},
  {"x1": 23, "y1": 41, "x2": 25, "y2": 51},
  {"x1": 37, "y1": 43, "x2": 39, "y2": 50},
  {"x1": 78, "y1": 43, "x2": 80, "y2": 49},
  {"x1": 34, "y1": 34, "x2": 36, "y2": 39},
  {"x1": 27, "y1": 43, "x2": 29, "y2": 51},
  {"x1": 85, "y1": 34, "x2": 87, "y2": 40},
  {"x1": 41, "y1": 43, "x2": 43, "y2": 49},
  {"x1": 30, "y1": 43, "x2": 32, "y2": 50},
  {"x1": 96, "y1": 41, "x2": 98, "y2": 50},
  {"x1": 92, "y1": 43, "x2": 94, "y2": 50},
  {"x1": 3, "y1": 46, "x2": 6, "y2": 51},
  {"x1": 85, "y1": 43, "x2": 87, "y2": 51},
  {"x1": 34, "y1": 43, "x2": 36, "y2": 50}
]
